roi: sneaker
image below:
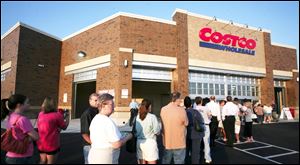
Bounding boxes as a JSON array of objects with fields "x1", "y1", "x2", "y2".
[
  {"x1": 236, "y1": 140, "x2": 241, "y2": 143},
  {"x1": 205, "y1": 160, "x2": 212, "y2": 164},
  {"x1": 223, "y1": 138, "x2": 227, "y2": 142}
]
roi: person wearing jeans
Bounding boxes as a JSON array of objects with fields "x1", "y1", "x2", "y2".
[
  {"x1": 80, "y1": 93, "x2": 99, "y2": 164},
  {"x1": 195, "y1": 96, "x2": 212, "y2": 164},
  {"x1": 162, "y1": 148, "x2": 186, "y2": 164},
  {"x1": 160, "y1": 92, "x2": 188, "y2": 164}
]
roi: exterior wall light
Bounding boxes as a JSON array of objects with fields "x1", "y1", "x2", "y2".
[
  {"x1": 77, "y1": 51, "x2": 86, "y2": 57},
  {"x1": 124, "y1": 60, "x2": 128, "y2": 67}
]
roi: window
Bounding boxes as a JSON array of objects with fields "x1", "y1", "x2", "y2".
[
  {"x1": 238, "y1": 85, "x2": 241, "y2": 96},
  {"x1": 247, "y1": 86, "x2": 250, "y2": 96},
  {"x1": 189, "y1": 82, "x2": 196, "y2": 94},
  {"x1": 255, "y1": 86, "x2": 259, "y2": 96},
  {"x1": 220, "y1": 84, "x2": 225, "y2": 95},
  {"x1": 209, "y1": 83, "x2": 214, "y2": 95},
  {"x1": 203, "y1": 83, "x2": 208, "y2": 95},
  {"x1": 197, "y1": 83, "x2": 202, "y2": 94},
  {"x1": 215, "y1": 84, "x2": 220, "y2": 95},
  {"x1": 227, "y1": 85, "x2": 231, "y2": 95},
  {"x1": 232, "y1": 85, "x2": 237, "y2": 96},
  {"x1": 242, "y1": 86, "x2": 246, "y2": 96},
  {"x1": 251, "y1": 86, "x2": 255, "y2": 96}
]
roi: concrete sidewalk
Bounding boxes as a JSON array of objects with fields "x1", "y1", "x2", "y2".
[
  {"x1": 1, "y1": 118, "x2": 133, "y2": 133},
  {"x1": 1, "y1": 117, "x2": 298, "y2": 133}
]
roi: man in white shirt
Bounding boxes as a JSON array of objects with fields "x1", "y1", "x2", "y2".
[
  {"x1": 222, "y1": 96, "x2": 239, "y2": 147},
  {"x1": 195, "y1": 97, "x2": 212, "y2": 164},
  {"x1": 206, "y1": 96, "x2": 221, "y2": 147}
]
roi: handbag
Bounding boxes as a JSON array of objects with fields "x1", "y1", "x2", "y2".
[
  {"x1": 193, "y1": 110, "x2": 205, "y2": 132},
  {"x1": 1, "y1": 116, "x2": 30, "y2": 154},
  {"x1": 126, "y1": 116, "x2": 137, "y2": 153}
]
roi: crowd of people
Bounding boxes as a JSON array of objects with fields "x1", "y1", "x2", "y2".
[{"x1": 1, "y1": 92, "x2": 277, "y2": 164}]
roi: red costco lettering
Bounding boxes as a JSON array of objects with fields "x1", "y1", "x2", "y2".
[{"x1": 199, "y1": 27, "x2": 256, "y2": 49}]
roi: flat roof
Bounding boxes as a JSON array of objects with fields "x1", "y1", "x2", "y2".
[
  {"x1": 1, "y1": 22, "x2": 61, "y2": 41},
  {"x1": 1, "y1": 9, "x2": 297, "y2": 50}
]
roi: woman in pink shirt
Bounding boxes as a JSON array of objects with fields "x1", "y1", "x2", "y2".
[
  {"x1": 1, "y1": 94, "x2": 39, "y2": 164},
  {"x1": 37, "y1": 97, "x2": 70, "y2": 164}
]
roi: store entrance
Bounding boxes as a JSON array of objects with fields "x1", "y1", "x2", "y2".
[
  {"x1": 73, "y1": 81, "x2": 96, "y2": 119},
  {"x1": 132, "y1": 81, "x2": 171, "y2": 118},
  {"x1": 274, "y1": 87, "x2": 285, "y2": 114}
]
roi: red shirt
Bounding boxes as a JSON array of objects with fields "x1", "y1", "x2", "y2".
[{"x1": 37, "y1": 111, "x2": 66, "y2": 152}]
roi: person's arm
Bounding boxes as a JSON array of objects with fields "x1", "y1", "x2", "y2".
[
  {"x1": 80, "y1": 111, "x2": 93, "y2": 144},
  {"x1": 62, "y1": 113, "x2": 70, "y2": 130},
  {"x1": 153, "y1": 115, "x2": 161, "y2": 135},
  {"x1": 27, "y1": 129, "x2": 39, "y2": 141},
  {"x1": 111, "y1": 133, "x2": 133, "y2": 149},
  {"x1": 216, "y1": 104, "x2": 221, "y2": 121},
  {"x1": 183, "y1": 109, "x2": 189, "y2": 126},
  {"x1": 81, "y1": 134, "x2": 92, "y2": 144}
]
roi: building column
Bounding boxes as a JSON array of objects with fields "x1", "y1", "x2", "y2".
[
  {"x1": 260, "y1": 32, "x2": 275, "y2": 105},
  {"x1": 172, "y1": 11, "x2": 189, "y2": 97}
]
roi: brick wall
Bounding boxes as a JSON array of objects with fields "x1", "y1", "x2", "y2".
[
  {"x1": 172, "y1": 12, "x2": 189, "y2": 97},
  {"x1": 120, "y1": 16, "x2": 177, "y2": 57},
  {"x1": 1, "y1": 27, "x2": 20, "y2": 99},
  {"x1": 59, "y1": 17, "x2": 121, "y2": 112},
  {"x1": 16, "y1": 26, "x2": 61, "y2": 106},
  {"x1": 260, "y1": 32, "x2": 274, "y2": 105}
]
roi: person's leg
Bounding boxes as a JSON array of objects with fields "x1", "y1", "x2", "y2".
[
  {"x1": 147, "y1": 160, "x2": 157, "y2": 164},
  {"x1": 210, "y1": 117, "x2": 218, "y2": 147},
  {"x1": 191, "y1": 139, "x2": 201, "y2": 164},
  {"x1": 185, "y1": 138, "x2": 191, "y2": 164},
  {"x1": 227, "y1": 117, "x2": 235, "y2": 146},
  {"x1": 173, "y1": 148, "x2": 186, "y2": 164},
  {"x1": 162, "y1": 149, "x2": 173, "y2": 164},
  {"x1": 138, "y1": 159, "x2": 146, "y2": 164},
  {"x1": 83, "y1": 145, "x2": 91, "y2": 164},
  {"x1": 249, "y1": 122, "x2": 253, "y2": 141},
  {"x1": 203, "y1": 125, "x2": 212, "y2": 162},
  {"x1": 39, "y1": 153, "x2": 47, "y2": 164},
  {"x1": 222, "y1": 128, "x2": 227, "y2": 141},
  {"x1": 46, "y1": 153, "x2": 58, "y2": 164}
]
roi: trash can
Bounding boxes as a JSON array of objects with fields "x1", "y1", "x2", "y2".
[{"x1": 289, "y1": 107, "x2": 295, "y2": 118}]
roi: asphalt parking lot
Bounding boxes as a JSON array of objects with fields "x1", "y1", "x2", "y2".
[{"x1": 1, "y1": 121, "x2": 299, "y2": 164}]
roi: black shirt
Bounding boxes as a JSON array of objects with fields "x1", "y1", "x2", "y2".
[{"x1": 80, "y1": 106, "x2": 98, "y2": 146}]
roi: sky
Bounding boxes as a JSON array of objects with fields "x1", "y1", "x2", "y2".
[{"x1": 1, "y1": 1, "x2": 299, "y2": 69}]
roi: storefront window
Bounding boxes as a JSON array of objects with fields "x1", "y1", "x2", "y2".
[
  {"x1": 232, "y1": 85, "x2": 237, "y2": 96},
  {"x1": 251, "y1": 86, "x2": 255, "y2": 96},
  {"x1": 215, "y1": 84, "x2": 220, "y2": 95},
  {"x1": 204, "y1": 83, "x2": 208, "y2": 95},
  {"x1": 220, "y1": 84, "x2": 225, "y2": 95},
  {"x1": 242, "y1": 86, "x2": 246, "y2": 96},
  {"x1": 197, "y1": 83, "x2": 202, "y2": 94},
  {"x1": 189, "y1": 82, "x2": 196, "y2": 94},
  {"x1": 227, "y1": 84, "x2": 231, "y2": 95},
  {"x1": 238, "y1": 85, "x2": 241, "y2": 96},
  {"x1": 189, "y1": 72, "x2": 259, "y2": 99},
  {"x1": 247, "y1": 86, "x2": 251, "y2": 96},
  {"x1": 209, "y1": 83, "x2": 214, "y2": 95}
]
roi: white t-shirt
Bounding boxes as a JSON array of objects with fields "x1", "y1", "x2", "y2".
[{"x1": 89, "y1": 114, "x2": 121, "y2": 149}]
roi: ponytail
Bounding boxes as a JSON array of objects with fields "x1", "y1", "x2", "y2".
[
  {"x1": 1, "y1": 94, "x2": 28, "y2": 120},
  {"x1": 1, "y1": 99, "x2": 9, "y2": 121}
]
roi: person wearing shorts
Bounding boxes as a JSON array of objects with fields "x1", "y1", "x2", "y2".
[{"x1": 135, "y1": 99, "x2": 161, "y2": 164}]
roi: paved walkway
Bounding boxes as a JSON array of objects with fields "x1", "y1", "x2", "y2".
[{"x1": 1, "y1": 117, "x2": 298, "y2": 133}]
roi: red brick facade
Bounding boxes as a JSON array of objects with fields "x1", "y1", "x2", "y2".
[{"x1": 1, "y1": 11, "x2": 298, "y2": 119}]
